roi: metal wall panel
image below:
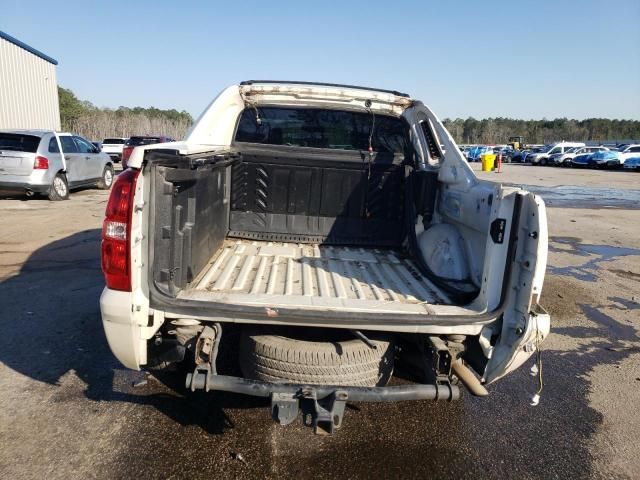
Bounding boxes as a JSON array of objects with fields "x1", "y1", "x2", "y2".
[{"x1": 0, "y1": 37, "x2": 61, "y2": 130}]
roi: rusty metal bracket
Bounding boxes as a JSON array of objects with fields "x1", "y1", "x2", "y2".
[
  {"x1": 271, "y1": 392, "x2": 299, "y2": 425},
  {"x1": 186, "y1": 324, "x2": 222, "y2": 392},
  {"x1": 195, "y1": 325, "x2": 217, "y2": 365},
  {"x1": 428, "y1": 336, "x2": 453, "y2": 384},
  {"x1": 301, "y1": 389, "x2": 348, "y2": 435}
]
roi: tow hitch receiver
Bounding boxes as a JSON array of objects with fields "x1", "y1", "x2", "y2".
[{"x1": 272, "y1": 390, "x2": 349, "y2": 435}]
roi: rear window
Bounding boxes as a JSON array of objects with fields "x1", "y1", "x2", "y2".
[
  {"x1": 125, "y1": 137, "x2": 163, "y2": 146},
  {"x1": 103, "y1": 138, "x2": 125, "y2": 144},
  {"x1": 0, "y1": 133, "x2": 41, "y2": 153},
  {"x1": 234, "y1": 107, "x2": 408, "y2": 153}
]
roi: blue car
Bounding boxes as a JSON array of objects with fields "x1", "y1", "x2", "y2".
[
  {"x1": 467, "y1": 146, "x2": 493, "y2": 162},
  {"x1": 623, "y1": 157, "x2": 640, "y2": 171},
  {"x1": 572, "y1": 150, "x2": 620, "y2": 168},
  {"x1": 571, "y1": 152, "x2": 593, "y2": 167},
  {"x1": 589, "y1": 150, "x2": 622, "y2": 168}
]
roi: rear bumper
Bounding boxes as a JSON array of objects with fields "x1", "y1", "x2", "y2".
[
  {"x1": 188, "y1": 373, "x2": 460, "y2": 402},
  {"x1": 0, "y1": 170, "x2": 53, "y2": 195},
  {"x1": 0, "y1": 180, "x2": 50, "y2": 195},
  {"x1": 100, "y1": 287, "x2": 142, "y2": 369}
]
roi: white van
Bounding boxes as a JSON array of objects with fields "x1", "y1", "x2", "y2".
[{"x1": 529, "y1": 142, "x2": 586, "y2": 166}]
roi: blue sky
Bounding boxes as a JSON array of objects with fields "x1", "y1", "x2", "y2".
[{"x1": 2, "y1": 0, "x2": 639, "y2": 120}]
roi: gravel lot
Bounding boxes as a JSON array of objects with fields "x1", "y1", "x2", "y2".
[{"x1": 0, "y1": 164, "x2": 638, "y2": 479}]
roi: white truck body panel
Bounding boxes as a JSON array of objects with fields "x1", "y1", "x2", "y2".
[{"x1": 101, "y1": 82, "x2": 550, "y2": 388}]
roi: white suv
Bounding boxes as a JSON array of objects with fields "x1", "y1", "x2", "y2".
[{"x1": 101, "y1": 137, "x2": 128, "y2": 162}]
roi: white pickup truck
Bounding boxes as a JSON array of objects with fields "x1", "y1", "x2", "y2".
[{"x1": 99, "y1": 81, "x2": 550, "y2": 434}]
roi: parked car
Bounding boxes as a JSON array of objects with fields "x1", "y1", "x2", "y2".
[
  {"x1": 529, "y1": 142, "x2": 586, "y2": 166},
  {"x1": 512, "y1": 147, "x2": 544, "y2": 163},
  {"x1": 0, "y1": 130, "x2": 114, "y2": 200},
  {"x1": 510, "y1": 149, "x2": 531, "y2": 163},
  {"x1": 99, "y1": 81, "x2": 550, "y2": 434},
  {"x1": 622, "y1": 156, "x2": 640, "y2": 171},
  {"x1": 622, "y1": 157, "x2": 640, "y2": 171},
  {"x1": 588, "y1": 150, "x2": 622, "y2": 168},
  {"x1": 571, "y1": 150, "x2": 620, "y2": 168},
  {"x1": 549, "y1": 146, "x2": 609, "y2": 167},
  {"x1": 494, "y1": 147, "x2": 515, "y2": 162},
  {"x1": 121, "y1": 136, "x2": 175, "y2": 169},
  {"x1": 617, "y1": 144, "x2": 640, "y2": 163},
  {"x1": 571, "y1": 152, "x2": 594, "y2": 167},
  {"x1": 101, "y1": 137, "x2": 128, "y2": 162},
  {"x1": 466, "y1": 145, "x2": 493, "y2": 162}
]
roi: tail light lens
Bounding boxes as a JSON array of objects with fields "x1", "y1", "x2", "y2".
[
  {"x1": 101, "y1": 169, "x2": 140, "y2": 291},
  {"x1": 34, "y1": 155, "x2": 49, "y2": 169},
  {"x1": 121, "y1": 145, "x2": 134, "y2": 169},
  {"x1": 122, "y1": 145, "x2": 134, "y2": 161}
]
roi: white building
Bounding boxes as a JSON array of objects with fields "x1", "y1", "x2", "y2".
[{"x1": 0, "y1": 30, "x2": 60, "y2": 130}]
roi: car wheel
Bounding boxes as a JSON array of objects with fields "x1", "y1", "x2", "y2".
[
  {"x1": 48, "y1": 173, "x2": 69, "y2": 201},
  {"x1": 97, "y1": 165, "x2": 114, "y2": 190},
  {"x1": 239, "y1": 326, "x2": 395, "y2": 387},
  {"x1": 539, "y1": 158, "x2": 547, "y2": 166}
]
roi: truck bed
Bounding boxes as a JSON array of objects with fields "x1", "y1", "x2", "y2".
[{"x1": 177, "y1": 239, "x2": 450, "y2": 314}]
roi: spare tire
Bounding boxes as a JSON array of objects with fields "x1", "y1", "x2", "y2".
[{"x1": 239, "y1": 327, "x2": 394, "y2": 387}]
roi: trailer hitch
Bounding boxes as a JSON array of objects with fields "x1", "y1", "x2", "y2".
[
  {"x1": 271, "y1": 389, "x2": 349, "y2": 435},
  {"x1": 187, "y1": 373, "x2": 459, "y2": 434}
]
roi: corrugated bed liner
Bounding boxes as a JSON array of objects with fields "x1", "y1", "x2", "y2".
[{"x1": 179, "y1": 240, "x2": 450, "y2": 315}]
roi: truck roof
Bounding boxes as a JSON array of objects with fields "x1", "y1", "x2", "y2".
[{"x1": 240, "y1": 80, "x2": 411, "y2": 98}]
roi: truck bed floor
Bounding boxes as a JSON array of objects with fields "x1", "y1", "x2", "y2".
[{"x1": 178, "y1": 240, "x2": 450, "y2": 315}]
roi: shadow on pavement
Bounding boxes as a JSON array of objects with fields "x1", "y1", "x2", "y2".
[{"x1": 0, "y1": 229, "x2": 263, "y2": 436}]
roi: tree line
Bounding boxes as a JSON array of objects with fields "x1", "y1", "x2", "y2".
[
  {"x1": 58, "y1": 86, "x2": 639, "y2": 145},
  {"x1": 58, "y1": 87, "x2": 193, "y2": 141},
  {"x1": 441, "y1": 117, "x2": 640, "y2": 145}
]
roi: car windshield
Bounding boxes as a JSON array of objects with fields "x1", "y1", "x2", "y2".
[
  {"x1": 0, "y1": 133, "x2": 41, "y2": 152},
  {"x1": 235, "y1": 107, "x2": 408, "y2": 153}
]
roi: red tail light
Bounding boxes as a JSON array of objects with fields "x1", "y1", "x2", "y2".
[
  {"x1": 34, "y1": 155, "x2": 49, "y2": 169},
  {"x1": 122, "y1": 145, "x2": 134, "y2": 161},
  {"x1": 101, "y1": 169, "x2": 140, "y2": 291},
  {"x1": 121, "y1": 146, "x2": 134, "y2": 169}
]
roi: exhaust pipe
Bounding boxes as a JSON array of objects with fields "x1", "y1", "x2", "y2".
[
  {"x1": 428, "y1": 336, "x2": 489, "y2": 397},
  {"x1": 25, "y1": 189, "x2": 34, "y2": 197},
  {"x1": 452, "y1": 360, "x2": 489, "y2": 397}
]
